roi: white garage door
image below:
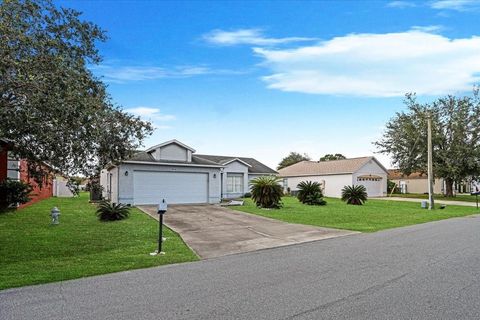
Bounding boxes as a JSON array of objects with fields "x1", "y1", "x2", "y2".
[
  {"x1": 356, "y1": 179, "x2": 382, "y2": 197},
  {"x1": 133, "y1": 171, "x2": 208, "y2": 205}
]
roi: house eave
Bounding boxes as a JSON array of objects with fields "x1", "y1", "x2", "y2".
[
  {"x1": 279, "y1": 172, "x2": 355, "y2": 178},
  {"x1": 249, "y1": 172, "x2": 278, "y2": 175},
  {"x1": 122, "y1": 160, "x2": 224, "y2": 168}
]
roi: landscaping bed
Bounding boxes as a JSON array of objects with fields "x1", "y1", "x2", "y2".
[
  {"x1": 0, "y1": 193, "x2": 198, "y2": 290},
  {"x1": 231, "y1": 196, "x2": 479, "y2": 233}
]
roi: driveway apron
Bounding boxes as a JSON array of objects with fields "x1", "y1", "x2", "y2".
[{"x1": 137, "y1": 204, "x2": 358, "y2": 259}]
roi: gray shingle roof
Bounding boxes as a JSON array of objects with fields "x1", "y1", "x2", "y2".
[
  {"x1": 126, "y1": 151, "x2": 277, "y2": 174},
  {"x1": 278, "y1": 157, "x2": 381, "y2": 177},
  {"x1": 195, "y1": 154, "x2": 278, "y2": 174}
]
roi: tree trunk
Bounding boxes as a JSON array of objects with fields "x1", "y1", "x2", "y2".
[{"x1": 445, "y1": 178, "x2": 454, "y2": 197}]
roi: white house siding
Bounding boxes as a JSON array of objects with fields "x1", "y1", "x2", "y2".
[
  {"x1": 284, "y1": 174, "x2": 353, "y2": 198},
  {"x1": 100, "y1": 169, "x2": 108, "y2": 199},
  {"x1": 352, "y1": 160, "x2": 388, "y2": 197},
  {"x1": 115, "y1": 163, "x2": 221, "y2": 205},
  {"x1": 222, "y1": 160, "x2": 249, "y2": 199},
  {"x1": 110, "y1": 167, "x2": 119, "y2": 203}
]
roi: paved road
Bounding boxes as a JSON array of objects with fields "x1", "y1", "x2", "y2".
[
  {"x1": 2, "y1": 215, "x2": 480, "y2": 320},
  {"x1": 137, "y1": 204, "x2": 357, "y2": 258}
]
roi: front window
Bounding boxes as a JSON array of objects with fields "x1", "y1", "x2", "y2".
[{"x1": 227, "y1": 174, "x2": 243, "y2": 193}]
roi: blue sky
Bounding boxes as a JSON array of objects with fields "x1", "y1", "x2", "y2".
[{"x1": 58, "y1": 0, "x2": 480, "y2": 169}]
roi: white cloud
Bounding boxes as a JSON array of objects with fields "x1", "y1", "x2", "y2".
[
  {"x1": 410, "y1": 25, "x2": 444, "y2": 33},
  {"x1": 203, "y1": 28, "x2": 317, "y2": 46},
  {"x1": 93, "y1": 65, "x2": 245, "y2": 83},
  {"x1": 387, "y1": 1, "x2": 417, "y2": 8},
  {"x1": 254, "y1": 30, "x2": 480, "y2": 97},
  {"x1": 430, "y1": 0, "x2": 480, "y2": 11},
  {"x1": 125, "y1": 107, "x2": 176, "y2": 122}
]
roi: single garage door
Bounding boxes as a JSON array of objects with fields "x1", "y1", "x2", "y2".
[
  {"x1": 133, "y1": 171, "x2": 208, "y2": 205},
  {"x1": 356, "y1": 175, "x2": 383, "y2": 197}
]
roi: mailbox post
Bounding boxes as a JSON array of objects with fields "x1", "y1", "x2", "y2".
[{"x1": 151, "y1": 199, "x2": 167, "y2": 255}]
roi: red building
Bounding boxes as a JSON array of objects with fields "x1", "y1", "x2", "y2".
[
  {"x1": 0, "y1": 139, "x2": 9, "y2": 181},
  {"x1": 17, "y1": 160, "x2": 53, "y2": 208},
  {"x1": 1, "y1": 139, "x2": 53, "y2": 208}
]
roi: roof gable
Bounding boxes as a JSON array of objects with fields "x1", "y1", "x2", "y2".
[
  {"x1": 222, "y1": 158, "x2": 252, "y2": 167},
  {"x1": 356, "y1": 157, "x2": 389, "y2": 175},
  {"x1": 145, "y1": 139, "x2": 196, "y2": 153}
]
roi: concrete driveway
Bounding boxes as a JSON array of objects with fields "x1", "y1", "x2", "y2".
[{"x1": 137, "y1": 204, "x2": 357, "y2": 259}]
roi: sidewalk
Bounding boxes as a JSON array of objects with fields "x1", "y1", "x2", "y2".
[{"x1": 374, "y1": 196, "x2": 478, "y2": 207}]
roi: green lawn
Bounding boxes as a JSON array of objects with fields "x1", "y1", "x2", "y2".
[
  {"x1": 390, "y1": 193, "x2": 479, "y2": 203},
  {"x1": 232, "y1": 197, "x2": 479, "y2": 233},
  {"x1": 0, "y1": 193, "x2": 198, "y2": 290}
]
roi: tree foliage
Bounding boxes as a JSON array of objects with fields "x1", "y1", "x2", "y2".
[
  {"x1": 0, "y1": 179, "x2": 32, "y2": 212},
  {"x1": 319, "y1": 154, "x2": 346, "y2": 161},
  {"x1": 296, "y1": 181, "x2": 326, "y2": 206},
  {"x1": 277, "y1": 152, "x2": 310, "y2": 170},
  {"x1": 375, "y1": 91, "x2": 480, "y2": 196},
  {"x1": 96, "y1": 200, "x2": 130, "y2": 221},
  {"x1": 0, "y1": 0, "x2": 153, "y2": 183},
  {"x1": 250, "y1": 176, "x2": 283, "y2": 209},
  {"x1": 341, "y1": 185, "x2": 368, "y2": 205}
]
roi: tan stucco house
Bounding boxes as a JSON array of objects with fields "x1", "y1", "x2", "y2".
[{"x1": 278, "y1": 157, "x2": 388, "y2": 198}]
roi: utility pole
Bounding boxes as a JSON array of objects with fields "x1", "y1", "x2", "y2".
[{"x1": 427, "y1": 113, "x2": 435, "y2": 210}]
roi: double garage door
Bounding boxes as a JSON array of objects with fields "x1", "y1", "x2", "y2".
[{"x1": 133, "y1": 171, "x2": 208, "y2": 205}]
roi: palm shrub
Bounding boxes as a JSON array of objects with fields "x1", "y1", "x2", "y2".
[
  {"x1": 250, "y1": 176, "x2": 283, "y2": 209},
  {"x1": 96, "y1": 201, "x2": 130, "y2": 221},
  {"x1": 341, "y1": 185, "x2": 368, "y2": 205},
  {"x1": 297, "y1": 181, "x2": 326, "y2": 206}
]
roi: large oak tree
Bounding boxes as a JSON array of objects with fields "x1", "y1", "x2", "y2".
[
  {"x1": 375, "y1": 91, "x2": 480, "y2": 196},
  {"x1": 0, "y1": 0, "x2": 153, "y2": 183}
]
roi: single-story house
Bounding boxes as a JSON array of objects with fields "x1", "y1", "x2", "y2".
[
  {"x1": 388, "y1": 170, "x2": 472, "y2": 195},
  {"x1": 278, "y1": 157, "x2": 388, "y2": 198},
  {"x1": 2, "y1": 138, "x2": 54, "y2": 208},
  {"x1": 100, "y1": 139, "x2": 277, "y2": 205}
]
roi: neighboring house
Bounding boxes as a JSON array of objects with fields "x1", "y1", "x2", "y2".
[
  {"x1": 100, "y1": 139, "x2": 277, "y2": 205},
  {"x1": 53, "y1": 175, "x2": 75, "y2": 197},
  {"x1": 2, "y1": 139, "x2": 53, "y2": 207},
  {"x1": 388, "y1": 170, "x2": 472, "y2": 195},
  {"x1": 7, "y1": 158, "x2": 53, "y2": 208},
  {"x1": 278, "y1": 157, "x2": 388, "y2": 198}
]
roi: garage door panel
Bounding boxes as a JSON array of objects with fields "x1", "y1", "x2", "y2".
[
  {"x1": 134, "y1": 171, "x2": 208, "y2": 205},
  {"x1": 357, "y1": 180, "x2": 382, "y2": 197}
]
